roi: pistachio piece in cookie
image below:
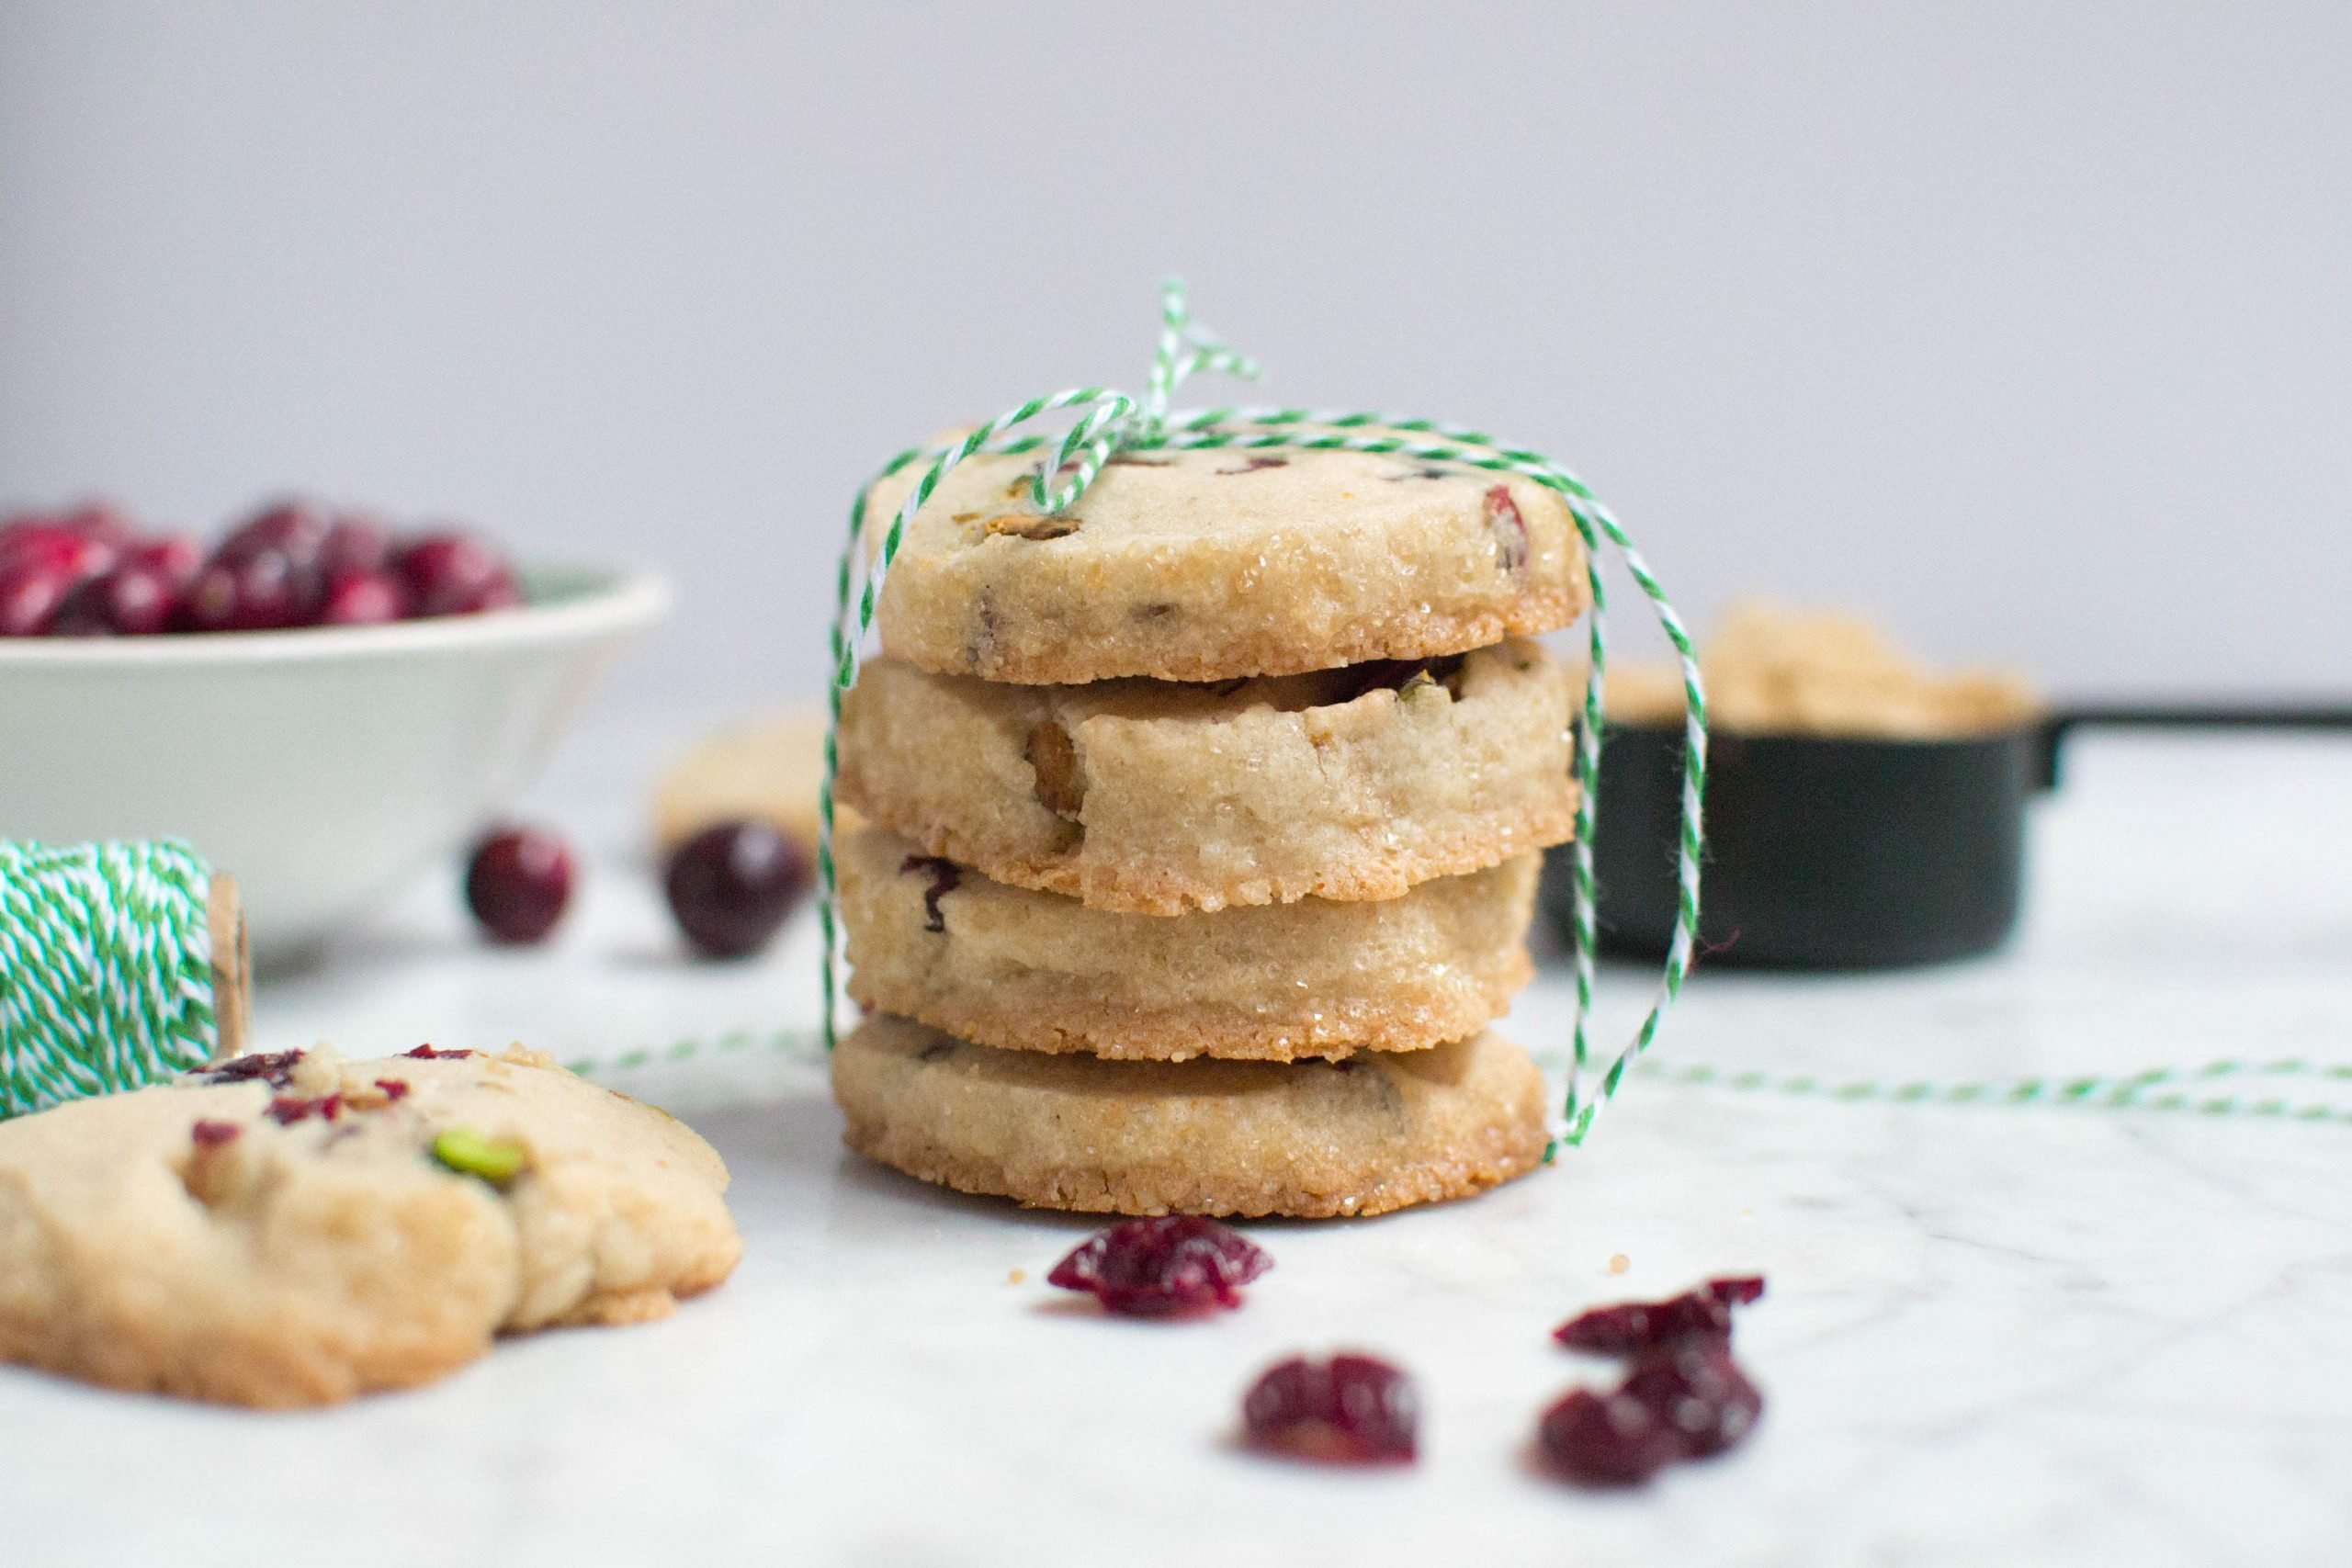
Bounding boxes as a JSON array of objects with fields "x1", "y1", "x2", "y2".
[{"x1": 0, "y1": 1044, "x2": 740, "y2": 1407}]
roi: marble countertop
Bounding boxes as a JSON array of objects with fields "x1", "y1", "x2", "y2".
[{"x1": 5, "y1": 715, "x2": 2349, "y2": 1567}]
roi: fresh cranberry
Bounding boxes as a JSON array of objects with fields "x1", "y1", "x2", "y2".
[
  {"x1": 216, "y1": 501, "x2": 331, "y2": 568},
  {"x1": 1536, "y1": 1387, "x2": 1685, "y2": 1486},
  {"x1": 398, "y1": 532, "x2": 519, "y2": 618},
  {"x1": 320, "y1": 515, "x2": 393, "y2": 579},
  {"x1": 1047, "y1": 1216, "x2": 1272, "y2": 1315},
  {"x1": 1554, "y1": 1275, "x2": 1767, "y2": 1355},
  {"x1": 126, "y1": 535, "x2": 203, "y2": 591},
  {"x1": 1242, "y1": 1353, "x2": 1419, "y2": 1465},
  {"x1": 178, "y1": 550, "x2": 323, "y2": 631},
  {"x1": 464, "y1": 827, "x2": 573, "y2": 944},
  {"x1": 318, "y1": 569, "x2": 411, "y2": 626},
  {"x1": 1620, "y1": 1341, "x2": 1763, "y2": 1459},
  {"x1": 54, "y1": 501, "x2": 140, "y2": 547},
  {"x1": 49, "y1": 558, "x2": 184, "y2": 636},
  {"x1": 663, "y1": 820, "x2": 809, "y2": 959},
  {"x1": 0, "y1": 559, "x2": 76, "y2": 635}
]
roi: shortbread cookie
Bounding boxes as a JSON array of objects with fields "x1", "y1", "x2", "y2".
[
  {"x1": 831, "y1": 1014, "x2": 1550, "y2": 1218},
  {"x1": 651, "y1": 710, "x2": 827, "y2": 853},
  {"x1": 836, "y1": 637, "x2": 1575, "y2": 915},
  {"x1": 0, "y1": 1044, "x2": 740, "y2": 1407},
  {"x1": 866, "y1": 444, "x2": 1588, "y2": 684},
  {"x1": 839, "y1": 823, "x2": 1537, "y2": 1060}
]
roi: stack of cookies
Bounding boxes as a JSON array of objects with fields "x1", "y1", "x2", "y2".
[{"x1": 830, "y1": 445, "x2": 1589, "y2": 1217}]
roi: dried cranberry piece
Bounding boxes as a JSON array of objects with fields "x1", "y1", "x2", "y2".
[
  {"x1": 1620, "y1": 1341, "x2": 1762, "y2": 1460},
  {"x1": 1215, "y1": 456, "x2": 1287, "y2": 475},
  {"x1": 203, "y1": 1050, "x2": 306, "y2": 1089},
  {"x1": 1483, "y1": 485, "x2": 1528, "y2": 577},
  {"x1": 664, "y1": 820, "x2": 809, "y2": 958},
  {"x1": 464, "y1": 826, "x2": 573, "y2": 944},
  {"x1": 189, "y1": 1119, "x2": 242, "y2": 1148},
  {"x1": 398, "y1": 532, "x2": 518, "y2": 618},
  {"x1": 403, "y1": 1045, "x2": 477, "y2": 1060},
  {"x1": 1047, "y1": 1216, "x2": 1271, "y2": 1315},
  {"x1": 373, "y1": 1077, "x2": 412, "y2": 1100},
  {"x1": 1554, "y1": 1274, "x2": 1766, "y2": 1355},
  {"x1": 1242, "y1": 1353, "x2": 1419, "y2": 1465},
  {"x1": 1536, "y1": 1386, "x2": 1685, "y2": 1487},
  {"x1": 266, "y1": 1093, "x2": 341, "y2": 1125},
  {"x1": 318, "y1": 569, "x2": 412, "y2": 626},
  {"x1": 899, "y1": 855, "x2": 960, "y2": 933}
]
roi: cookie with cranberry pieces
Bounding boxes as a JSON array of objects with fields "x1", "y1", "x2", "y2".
[
  {"x1": 0, "y1": 1044, "x2": 740, "y2": 1407},
  {"x1": 835, "y1": 637, "x2": 1575, "y2": 915},
  {"x1": 838, "y1": 823, "x2": 1537, "y2": 1061},
  {"x1": 831, "y1": 1014, "x2": 1549, "y2": 1217},
  {"x1": 865, "y1": 443, "x2": 1587, "y2": 685}
]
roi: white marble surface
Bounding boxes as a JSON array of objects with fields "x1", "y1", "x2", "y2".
[{"x1": 5, "y1": 716, "x2": 2351, "y2": 1567}]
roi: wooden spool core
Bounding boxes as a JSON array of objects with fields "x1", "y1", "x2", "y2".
[{"x1": 206, "y1": 873, "x2": 251, "y2": 1063}]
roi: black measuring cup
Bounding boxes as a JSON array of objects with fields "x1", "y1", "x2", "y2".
[{"x1": 1539, "y1": 703, "x2": 2352, "y2": 969}]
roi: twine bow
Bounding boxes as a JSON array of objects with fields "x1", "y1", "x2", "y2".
[{"x1": 820, "y1": 281, "x2": 1710, "y2": 1150}]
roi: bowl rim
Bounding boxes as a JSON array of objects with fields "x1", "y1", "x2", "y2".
[{"x1": 0, "y1": 558, "x2": 671, "y2": 667}]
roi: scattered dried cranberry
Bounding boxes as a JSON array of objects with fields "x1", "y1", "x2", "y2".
[
  {"x1": 1620, "y1": 1341, "x2": 1762, "y2": 1459},
  {"x1": 464, "y1": 826, "x2": 574, "y2": 944},
  {"x1": 373, "y1": 1077, "x2": 412, "y2": 1100},
  {"x1": 202, "y1": 1050, "x2": 306, "y2": 1089},
  {"x1": 899, "y1": 855, "x2": 960, "y2": 933},
  {"x1": 664, "y1": 820, "x2": 809, "y2": 958},
  {"x1": 1242, "y1": 1353, "x2": 1419, "y2": 1465},
  {"x1": 1554, "y1": 1276, "x2": 1766, "y2": 1355},
  {"x1": 189, "y1": 1119, "x2": 242, "y2": 1148},
  {"x1": 404, "y1": 1045, "x2": 477, "y2": 1060},
  {"x1": 266, "y1": 1093, "x2": 341, "y2": 1125},
  {"x1": 1537, "y1": 1386, "x2": 1685, "y2": 1487},
  {"x1": 1047, "y1": 1216, "x2": 1272, "y2": 1315},
  {"x1": 399, "y1": 532, "x2": 519, "y2": 618}
]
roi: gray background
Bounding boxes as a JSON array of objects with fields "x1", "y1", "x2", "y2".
[{"x1": 2, "y1": 2, "x2": 2346, "y2": 707}]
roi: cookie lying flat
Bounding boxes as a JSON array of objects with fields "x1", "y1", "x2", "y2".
[
  {"x1": 836, "y1": 637, "x2": 1575, "y2": 915},
  {"x1": 831, "y1": 1014, "x2": 1550, "y2": 1218},
  {"x1": 867, "y1": 445, "x2": 1587, "y2": 685},
  {"x1": 650, "y1": 709, "x2": 827, "y2": 855},
  {"x1": 0, "y1": 1044, "x2": 740, "y2": 1407},
  {"x1": 839, "y1": 823, "x2": 1537, "y2": 1061}
]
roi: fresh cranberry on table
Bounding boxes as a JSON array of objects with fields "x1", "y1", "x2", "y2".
[
  {"x1": 1241, "y1": 1353, "x2": 1419, "y2": 1466},
  {"x1": 1619, "y1": 1340, "x2": 1762, "y2": 1459},
  {"x1": 662, "y1": 820, "x2": 810, "y2": 959},
  {"x1": 463, "y1": 826, "x2": 574, "y2": 944},
  {"x1": 1047, "y1": 1216, "x2": 1272, "y2": 1315},
  {"x1": 1554, "y1": 1275, "x2": 1767, "y2": 1355},
  {"x1": 398, "y1": 531, "x2": 519, "y2": 618}
]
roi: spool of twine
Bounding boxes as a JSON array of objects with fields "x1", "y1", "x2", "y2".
[{"x1": 0, "y1": 840, "x2": 249, "y2": 1118}]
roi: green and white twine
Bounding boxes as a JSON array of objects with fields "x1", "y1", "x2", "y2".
[
  {"x1": 0, "y1": 840, "x2": 220, "y2": 1118},
  {"x1": 816, "y1": 280, "x2": 1710, "y2": 1151}
]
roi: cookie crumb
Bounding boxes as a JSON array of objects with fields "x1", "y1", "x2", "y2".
[
  {"x1": 1608, "y1": 1253, "x2": 1631, "y2": 1275},
  {"x1": 1007, "y1": 1268, "x2": 1026, "y2": 1285}
]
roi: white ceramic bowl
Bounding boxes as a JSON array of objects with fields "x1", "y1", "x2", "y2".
[{"x1": 0, "y1": 562, "x2": 668, "y2": 957}]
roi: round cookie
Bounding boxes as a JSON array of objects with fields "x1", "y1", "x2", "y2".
[
  {"x1": 836, "y1": 637, "x2": 1576, "y2": 915},
  {"x1": 866, "y1": 444, "x2": 1588, "y2": 684},
  {"x1": 650, "y1": 709, "x2": 827, "y2": 855},
  {"x1": 839, "y1": 823, "x2": 1538, "y2": 1061},
  {"x1": 0, "y1": 1044, "x2": 740, "y2": 1407},
  {"x1": 831, "y1": 1013, "x2": 1551, "y2": 1218}
]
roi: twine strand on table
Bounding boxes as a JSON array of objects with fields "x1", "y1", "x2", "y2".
[
  {"x1": 816, "y1": 280, "x2": 1710, "y2": 1150},
  {"x1": 0, "y1": 840, "x2": 219, "y2": 1118}
]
